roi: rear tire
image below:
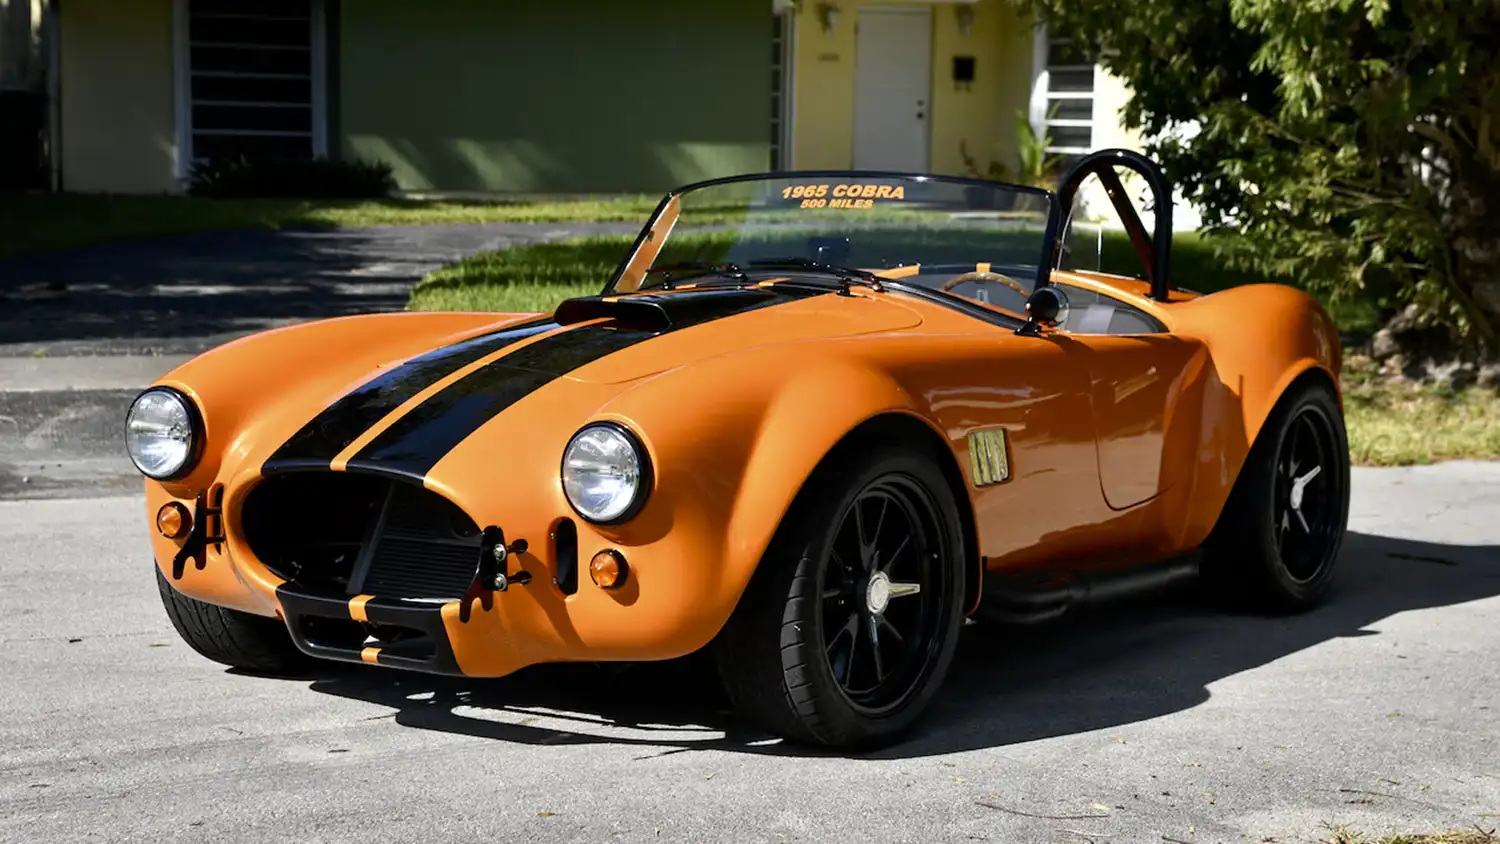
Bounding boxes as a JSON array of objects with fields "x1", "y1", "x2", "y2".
[
  {"x1": 1203, "y1": 376, "x2": 1351, "y2": 612},
  {"x1": 156, "y1": 566, "x2": 309, "y2": 673},
  {"x1": 712, "y1": 442, "x2": 966, "y2": 748}
]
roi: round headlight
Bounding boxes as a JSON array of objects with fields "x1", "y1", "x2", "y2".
[
  {"x1": 561, "y1": 423, "x2": 649, "y2": 524},
  {"x1": 125, "y1": 387, "x2": 200, "y2": 480}
]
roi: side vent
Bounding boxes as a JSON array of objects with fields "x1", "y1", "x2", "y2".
[
  {"x1": 553, "y1": 518, "x2": 579, "y2": 595},
  {"x1": 967, "y1": 428, "x2": 1011, "y2": 487}
]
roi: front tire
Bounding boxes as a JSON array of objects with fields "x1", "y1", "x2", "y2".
[
  {"x1": 712, "y1": 442, "x2": 967, "y2": 748},
  {"x1": 155, "y1": 566, "x2": 309, "y2": 673},
  {"x1": 1204, "y1": 376, "x2": 1351, "y2": 612}
]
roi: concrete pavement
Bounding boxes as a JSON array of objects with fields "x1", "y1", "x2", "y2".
[{"x1": 0, "y1": 463, "x2": 1496, "y2": 843}]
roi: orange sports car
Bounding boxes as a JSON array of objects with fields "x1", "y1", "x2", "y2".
[{"x1": 130, "y1": 150, "x2": 1349, "y2": 748}]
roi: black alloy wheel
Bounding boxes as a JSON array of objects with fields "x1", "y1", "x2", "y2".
[
  {"x1": 819, "y1": 476, "x2": 947, "y2": 715},
  {"x1": 713, "y1": 441, "x2": 967, "y2": 747},
  {"x1": 1273, "y1": 405, "x2": 1343, "y2": 583},
  {"x1": 1204, "y1": 377, "x2": 1350, "y2": 612}
]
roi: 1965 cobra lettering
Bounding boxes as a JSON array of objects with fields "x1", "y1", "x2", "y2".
[{"x1": 131, "y1": 150, "x2": 1350, "y2": 749}]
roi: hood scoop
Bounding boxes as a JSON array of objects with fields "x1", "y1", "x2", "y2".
[{"x1": 555, "y1": 288, "x2": 812, "y2": 333}]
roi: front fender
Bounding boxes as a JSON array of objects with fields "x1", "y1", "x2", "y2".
[{"x1": 593, "y1": 340, "x2": 936, "y2": 643}]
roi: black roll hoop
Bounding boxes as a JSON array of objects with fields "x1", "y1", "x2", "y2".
[{"x1": 1053, "y1": 148, "x2": 1174, "y2": 302}]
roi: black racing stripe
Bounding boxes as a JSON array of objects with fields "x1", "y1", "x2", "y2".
[
  {"x1": 262, "y1": 316, "x2": 558, "y2": 471},
  {"x1": 343, "y1": 285, "x2": 828, "y2": 481},
  {"x1": 343, "y1": 324, "x2": 654, "y2": 481}
]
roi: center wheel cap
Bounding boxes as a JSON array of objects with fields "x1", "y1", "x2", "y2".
[{"x1": 866, "y1": 571, "x2": 892, "y2": 616}]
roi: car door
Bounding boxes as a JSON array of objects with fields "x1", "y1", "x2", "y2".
[{"x1": 1050, "y1": 282, "x2": 1201, "y2": 513}]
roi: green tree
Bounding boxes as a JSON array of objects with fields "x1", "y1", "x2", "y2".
[{"x1": 1010, "y1": 0, "x2": 1500, "y2": 354}]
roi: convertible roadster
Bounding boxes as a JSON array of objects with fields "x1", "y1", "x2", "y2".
[{"x1": 131, "y1": 149, "x2": 1349, "y2": 747}]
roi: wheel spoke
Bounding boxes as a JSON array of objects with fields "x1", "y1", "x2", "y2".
[
  {"x1": 853, "y1": 499, "x2": 873, "y2": 571},
  {"x1": 1293, "y1": 506, "x2": 1311, "y2": 534},
  {"x1": 876, "y1": 613, "x2": 906, "y2": 648},
  {"x1": 825, "y1": 611, "x2": 860, "y2": 685},
  {"x1": 871, "y1": 496, "x2": 889, "y2": 552},
  {"x1": 1288, "y1": 421, "x2": 1304, "y2": 475},
  {"x1": 821, "y1": 587, "x2": 843, "y2": 600},
  {"x1": 865, "y1": 614, "x2": 886, "y2": 683},
  {"x1": 880, "y1": 534, "x2": 911, "y2": 575}
]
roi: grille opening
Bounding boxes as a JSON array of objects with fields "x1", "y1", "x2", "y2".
[
  {"x1": 240, "y1": 472, "x2": 483, "y2": 599},
  {"x1": 241, "y1": 472, "x2": 388, "y2": 592},
  {"x1": 553, "y1": 518, "x2": 578, "y2": 595}
]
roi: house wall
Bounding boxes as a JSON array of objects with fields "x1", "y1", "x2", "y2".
[
  {"x1": 789, "y1": 0, "x2": 1032, "y2": 178},
  {"x1": 339, "y1": 0, "x2": 772, "y2": 194},
  {"x1": 57, "y1": 0, "x2": 177, "y2": 193}
]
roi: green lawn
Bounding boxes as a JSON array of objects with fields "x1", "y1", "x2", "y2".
[
  {"x1": 409, "y1": 227, "x2": 1377, "y2": 324},
  {"x1": 0, "y1": 192, "x2": 664, "y2": 260}
]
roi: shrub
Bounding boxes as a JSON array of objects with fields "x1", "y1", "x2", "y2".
[{"x1": 187, "y1": 155, "x2": 396, "y2": 199}]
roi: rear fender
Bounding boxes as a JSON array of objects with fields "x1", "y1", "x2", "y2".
[{"x1": 1160, "y1": 284, "x2": 1341, "y2": 548}]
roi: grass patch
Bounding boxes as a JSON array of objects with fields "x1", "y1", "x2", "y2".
[
  {"x1": 1342, "y1": 354, "x2": 1500, "y2": 466},
  {"x1": 1322, "y1": 825, "x2": 1496, "y2": 844},
  {"x1": 0, "y1": 192, "x2": 665, "y2": 260},
  {"x1": 409, "y1": 238, "x2": 629, "y2": 312},
  {"x1": 408, "y1": 228, "x2": 1251, "y2": 313}
]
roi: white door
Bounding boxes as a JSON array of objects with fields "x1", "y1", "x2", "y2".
[{"x1": 852, "y1": 6, "x2": 932, "y2": 171}]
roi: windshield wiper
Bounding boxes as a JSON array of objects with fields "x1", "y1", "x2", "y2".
[
  {"x1": 641, "y1": 261, "x2": 748, "y2": 289},
  {"x1": 744, "y1": 258, "x2": 885, "y2": 293}
]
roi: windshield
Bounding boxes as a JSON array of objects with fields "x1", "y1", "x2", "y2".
[{"x1": 605, "y1": 173, "x2": 1053, "y2": 318}]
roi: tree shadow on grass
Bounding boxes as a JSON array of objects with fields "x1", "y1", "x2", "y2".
[{"x1": 300, "y1": 530, "x2": 1500, "y2": 759}]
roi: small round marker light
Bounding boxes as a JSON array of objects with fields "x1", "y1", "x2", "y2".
[
  {"x1": 156, "y1": 502, "x2": 191, "y2": 539},
  {"x1": 589, "y1": 549, "x2": 628, "y2": 589}
]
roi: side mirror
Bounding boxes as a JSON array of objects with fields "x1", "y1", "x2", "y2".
[{"x1": 1016, "y1": 286, "x2": 1069, "y2": 337}]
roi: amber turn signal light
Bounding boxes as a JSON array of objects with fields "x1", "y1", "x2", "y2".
[
  {"x1": 156, "y1": 502, "x2": 191, "y2": 539},
  {"x1": 589, "y1": 549, "x2": 628, "y2": 589}
]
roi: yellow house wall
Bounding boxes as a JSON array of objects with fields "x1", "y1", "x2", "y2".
[
  {"x1": 58, "y1": 0, "x2": 178, "y2": 193},
  {"x1": 790, "y1": 0, "x2": 1032, "y2": 178}
]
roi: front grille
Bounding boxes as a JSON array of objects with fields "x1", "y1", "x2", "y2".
[
  {"x1": 241, "y1": 473, "x2": 482, "y2": 600},
  {"x1": 360, "y1": 482, "x2": 482, "y2": 600}
]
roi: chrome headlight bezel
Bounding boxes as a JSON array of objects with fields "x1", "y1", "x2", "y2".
[
  {"x1": 559, "y1": 421, "x2": 652, "y2": 525},
  {"x1": 124, "y1": 386, "x2": 203, "y2": 481}
]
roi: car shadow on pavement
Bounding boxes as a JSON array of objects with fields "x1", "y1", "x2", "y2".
[{"x1": 302, "y1": 530, "x2": 1500, "y2": 758}]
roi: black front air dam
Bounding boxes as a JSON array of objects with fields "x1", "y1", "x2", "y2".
[{"x1": 276, "y1": 586, "x2": 463, "y2": 675}]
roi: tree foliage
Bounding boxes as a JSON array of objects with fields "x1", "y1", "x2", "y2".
[{"x1": 1010, "y1": 0, "x2": 1500, "y2": 349}]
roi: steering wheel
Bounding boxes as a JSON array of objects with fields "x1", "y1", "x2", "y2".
[{"x1": 940, "y1": 271, "x2": 1029, "y2": 298}]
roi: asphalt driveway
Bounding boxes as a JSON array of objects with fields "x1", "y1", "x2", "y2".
[
  {"x1": 0, "y1": 222, "x2": 635, "y2": 356},
  {"x1": 0, "y1": 462, "x2": 1496, "y2": 843}
]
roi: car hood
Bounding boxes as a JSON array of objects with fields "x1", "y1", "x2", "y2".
[
  {"x1": 254, "y1": 285, "x2": 921, "y2": 483},
  {"x1": 550, "y1": 285, "x2": 923, "y2": 384}
]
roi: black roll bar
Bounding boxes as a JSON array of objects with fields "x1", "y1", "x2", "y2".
[{"x1": 1054, "y1": 148, "x2": 1173, "y2": 301}]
